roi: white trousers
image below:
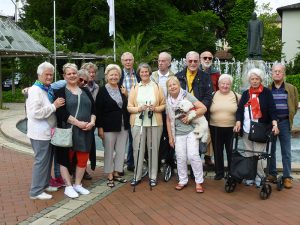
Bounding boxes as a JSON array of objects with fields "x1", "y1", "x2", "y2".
[{"x1": 175, "y1": 132, "x2": 204, "y2": 185}]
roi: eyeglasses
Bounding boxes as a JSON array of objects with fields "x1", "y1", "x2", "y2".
[
  {"x1": 188, "y1": 59, "x2": 199, "y2": 64},
  {"x1": 79, "y1": 78, "x2": 88, "y2": 84},
  {"x1": 202, "y1": 57, "x2": 213, "y2": 61}
]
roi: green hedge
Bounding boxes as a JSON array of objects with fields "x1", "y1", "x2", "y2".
[
  {"x1": 286, "y1": 74, "x2": 300, "y2": 100},
  {"x1": 2, "y1": 88, "x2": 26, "y2": 103}
]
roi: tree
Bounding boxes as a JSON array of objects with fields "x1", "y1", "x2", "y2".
[
  {"x1": 258, "y1": 3, "x2": 283, "y2": 61},
  {"x1": 226, "y1": 0, "x2": 255, "y2": 61}
]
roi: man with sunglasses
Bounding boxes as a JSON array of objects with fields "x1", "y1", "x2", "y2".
[
  {"x1": 176, "y1": 51, "x2": 213, "y2": 176},
  {"x1": 200, "y1": 51, "x2": 221, "y2": 167}
]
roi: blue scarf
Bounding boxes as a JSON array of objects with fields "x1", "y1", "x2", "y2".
[{"x1": 33, "y1": 80, "x2": 54, "y2": 103}]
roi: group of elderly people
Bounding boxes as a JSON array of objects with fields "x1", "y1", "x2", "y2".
[{"x1": 26, "y1": 50, "x2": 298, "y2": 200}]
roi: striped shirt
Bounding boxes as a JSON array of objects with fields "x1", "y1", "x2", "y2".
[{"x1": 271, "y1": 83, "x2": 289, "y2": 119}]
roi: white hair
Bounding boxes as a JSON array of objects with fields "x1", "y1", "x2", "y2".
[
  {"x1": 218, "y1": 74, "x2": 233, "y2": 84},
  {"x1": 247, "y1": 68, "x2": 264, "y2": 82},
  {"x1": 37, "y1": 62, "x2": 54, "y2": 76}
]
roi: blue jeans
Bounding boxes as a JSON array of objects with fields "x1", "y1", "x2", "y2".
[
  {"x1": 270, "y1": 119, "x2": 292, "y2": 178},
  {"x1": 126, "y1": 128, "x2": 134, "y2": 168}
]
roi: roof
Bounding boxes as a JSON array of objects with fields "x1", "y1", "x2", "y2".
[
  {"x1": 0, "y1": 16, "x2": 50, "y2": 57},
  {"x1": 277, "y1": 3, "x2": 300, "y2": 17}
]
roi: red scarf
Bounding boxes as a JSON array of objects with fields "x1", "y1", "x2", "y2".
[{"x1": 246, "y1": 84, "x2": 263, "y2": 119}]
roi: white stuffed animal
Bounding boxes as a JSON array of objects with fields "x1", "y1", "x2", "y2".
[{"x1": 175, "y1": 99, "x2": 209, "y2": 143}]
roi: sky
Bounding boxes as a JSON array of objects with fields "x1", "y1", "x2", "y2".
[{"x1": 0, "y1": 0, "x2": 300, "y2": 16}]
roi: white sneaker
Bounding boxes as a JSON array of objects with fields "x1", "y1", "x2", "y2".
[
  {"x1": 73, "y1": 184, "x2": 90, "y2": 195},
  {"x1": 244, "y1": 179, "x2": 254, "y2": 186},
  {"x1": 45, "y1": 186, "x2": 58, "y2": 192},
  {"x1": 64, "y1": 186, "x2": 79, "y2": 198},
  {"x1": 30, "y1": 192, "x2": 52, "y2": 200},
  {"x1": 255, "y1": 178, "x2": 262, "y2": 188}
]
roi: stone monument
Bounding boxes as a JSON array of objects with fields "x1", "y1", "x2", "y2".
[{"x1": 247, "y1": 12, "x2": 264, "y2": 59}]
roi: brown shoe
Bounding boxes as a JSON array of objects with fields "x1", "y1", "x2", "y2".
[
  {"x1": 196, "y1": 183, "x2": 204, "y2": 193},
  {"x1": 175, "y1": 183, "x2": 187, "y2": 191},
  {"x1": 284, "y1": 178, "x2": 293, "y2": 189},
  {"x1": 266, "y1": 175, "x2": 277, "y2": 183}
]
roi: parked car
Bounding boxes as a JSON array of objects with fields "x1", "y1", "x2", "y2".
[{"x1": 2, "y1": 73, "x2": 22, "y2": 90}]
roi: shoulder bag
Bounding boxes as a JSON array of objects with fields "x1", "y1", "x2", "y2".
[
  {"x1": 247, "y1": 106, "x2": 271, "y2": 143},
  {"x1": 51, "y1": 91, "x2": 81, "y2": 147}
]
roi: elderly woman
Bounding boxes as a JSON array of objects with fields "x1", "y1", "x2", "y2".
[
  {"x1": 233, "y1": 68, "x2": 279, "y2": 187},
  {"x1": 54, "y1": 63, "x2": 96, "y2": 198},
  {"x1": 81, "y1": 62, "x2": 99, "y2": 101},
  {"x1": 166, "y1": 76, "x2": 206, "y2": 193},
  {"x1": 96, "y1": 64, "x2": 130, "y2": 188},
  {"x1": 27, "y1": 62, "x2": 65, "y2": 200},
  {"x1": 209, "y1": 74, "x2": 240, "y2": 180},
  {"x1": 127, "y1": 63, "x2": 165, "y2": 187}
]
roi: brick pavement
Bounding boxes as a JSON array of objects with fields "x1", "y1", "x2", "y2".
[
  {"x1": 65, "y1": 175, "x2": 300, "y2": 225},
  {"x1": 0, "y1": 146, "x2": 104, "y2": 225}
]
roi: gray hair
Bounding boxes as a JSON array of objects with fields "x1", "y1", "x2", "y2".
[
  {"x1": 186, "y1": 51, "x2": 199, "y2": 60},
  {"x1": 137, "y1": 63, "x2": 152, "y2": 75},
  {"x1": 78, "y1": 69, "x2": 89, "y2": 80},
  {"x1": 159, "y1": 52, "x2": 172, "y2": 62},
  {"x1": 247, "y1": 68, "x2": 264, "y2": 82},
  {"x1": 105, "y1": 64, "x2": 122, "y2": 76},
  {"x1": 63, "y1": 63, "x2": 78, "y2": 74},
  {"x1": 121, "y1": 52, "x2": 134, "y2": 61},
  {"x1": 81, "y1": 62, "x2": 98, "y2": 71},
  {"x1": 272, "y1": 62, "x2": 286, "y2": 75},
  {"x1": 218, "y1": 74, "x2": 233, "y2": 84},
  {"x1": 37, "y1": 62, "x2": 54, "y2": 76}
]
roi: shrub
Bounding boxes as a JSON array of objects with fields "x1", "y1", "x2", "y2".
[
  {"x1": 2, "y1": 88, "x2": 26, "y2": 103},
  {"x1": 286, "y1": 74, "x2": 300, "y2": 100}
]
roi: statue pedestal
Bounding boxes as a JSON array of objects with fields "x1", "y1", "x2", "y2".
[{"x1": 241, "y1": 58, "x2": 271, "y2": 92}]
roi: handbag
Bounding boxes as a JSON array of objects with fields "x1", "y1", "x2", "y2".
[
  {"x1": 51, "y1": 92, "x2": 81, "y2": 147},
  {"x1": 230, "y1": 134, "x2": 258, "y2": 181},
  {"x1": 247, "y1": 106, "x2": 271, "y2": 143}
]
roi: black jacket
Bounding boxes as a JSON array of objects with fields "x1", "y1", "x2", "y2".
[
  {"x1": 176, "y1": 67, "x2": 213, "y2": 108},
  {"x1": 236, "y1": 87, "x2": 277, "y2": 135},
  {"x1": 95, "y1": 86, "x2": 130, "y2": 132}
]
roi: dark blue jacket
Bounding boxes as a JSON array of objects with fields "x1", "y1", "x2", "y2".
[
  {"x1": 236, "y1": 87, "x2": 277, "y2": 134},
  {"x1": 176, "y1": 67, "x2": 213, "y2": 108}
]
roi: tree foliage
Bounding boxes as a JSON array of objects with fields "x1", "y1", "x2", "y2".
[
  {"x1": 20, "y1": 0, "x2": 226, "y2": 63},
  {"x1": 258, "y1": 3, "x2": 283, "y2": 61},
  {"x1": 226, "y1": 0, "x2": 255, "y2": 61}
]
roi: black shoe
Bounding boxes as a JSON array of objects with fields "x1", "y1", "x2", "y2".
[
  {"x1": 214, "y1": 174, "x2": 224, "y2": 180},
  {"x1": 150, "y1": 179, "x2": 157, "y2": 187},
  {"x1": 119, "y1": 171, "x2": 125, "y2": 176},
  {"x1": 83, "y1": 171, "x2": 92, "y2": 180},
  {"x1": 130, "y1": 179, "x2": 141, "y2": 186},
  {"x1": 127, "y1": 166, "x2": 135, "y2": 172},
  {"x1": 204, "y1": 156, "x2": 215, "y2": 168}
]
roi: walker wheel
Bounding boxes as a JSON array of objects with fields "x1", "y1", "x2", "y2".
[
  {"x1": 260, "y1": 184, "x2": 271, "y2": 200},
  {"x1": 277, "y1": 176, "x2": 284, "y2": 191},
  {"x1": 163, "y1": 164, "x2": 172, "y2": 182},
  {"x1": 225, "y1": 179, "x2": 236, "y2": 193}
]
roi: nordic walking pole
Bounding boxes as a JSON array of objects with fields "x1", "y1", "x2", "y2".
[
  {"x1": 148, "y1": 101, "x2": 154, "y2": 191},
  {"x1": 133, "y1": 105, "x2": 145, "y2": 192}
]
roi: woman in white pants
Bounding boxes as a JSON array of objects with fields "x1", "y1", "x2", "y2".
[{"x1": 166, "y1": 77, "x2": 206, "y2": 193}]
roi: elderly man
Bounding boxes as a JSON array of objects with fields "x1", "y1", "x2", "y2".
[
  {"x1": 119, "y1": 52, "x2": 140, "y2": 172},
  {"x1": 200, "y1": 51, "x2": 221, "y2": 167},
  {"x1": 151, "y1": 52, "x2": 175, "y2": 171},
  {"x1": 268, "y1": 63, "x2": 299, "y2": 189},
  {"x1": 176, "y1": 51, "x2": 213, "y2": 175}
]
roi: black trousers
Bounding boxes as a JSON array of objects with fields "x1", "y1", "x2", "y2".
[{"x1": 210, "y1": 125, "x2": 234, "y2": 177}]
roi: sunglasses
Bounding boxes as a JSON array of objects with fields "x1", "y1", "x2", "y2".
[
  {"x1": 202, "y1": 56, "x2": 213, "y2": 61},
  {"x1": 188, "y1": 59, "x2": 199, "y2": 64},
  {"x1": 79, "y1": 78, "x2": 88, "y2": 84}
]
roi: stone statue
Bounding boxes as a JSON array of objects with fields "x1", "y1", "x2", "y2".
[{"x1": 247, "y1": 12, "x2": 264, "y2": 59}]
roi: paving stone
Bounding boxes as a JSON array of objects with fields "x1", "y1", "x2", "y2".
[
  {"x1": 30, "y1": 217, "x2": 56, "y2": 225},
  {"x1": 44, "y1": 208, "x2": 72, "y2": 220},
  {"x1": 61, "y1": 199, "x2": 86, "y2": 210}
]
